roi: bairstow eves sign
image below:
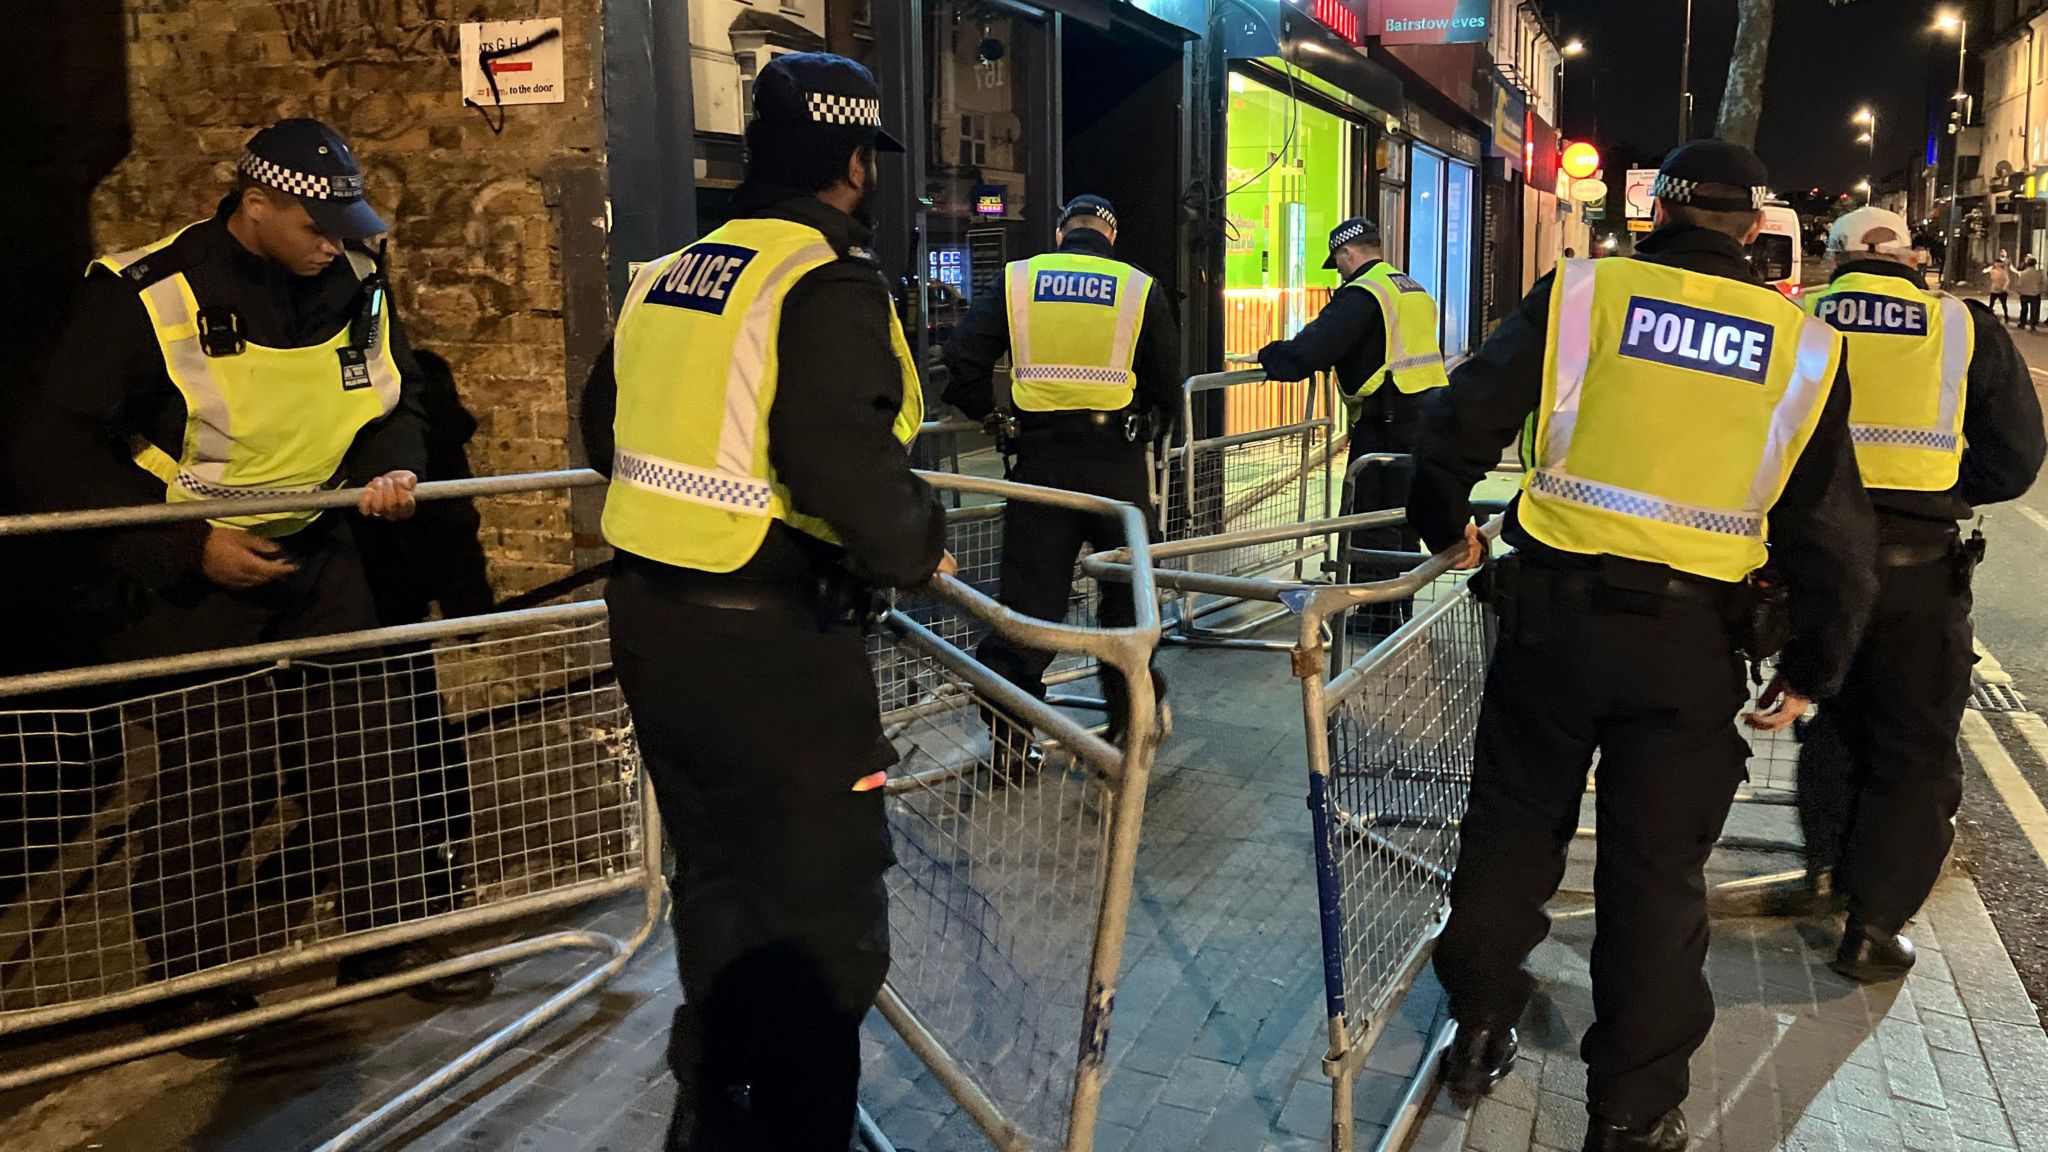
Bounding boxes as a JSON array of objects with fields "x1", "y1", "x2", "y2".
[{"x1": 1370, "y1": 0, "x2": 1489, "y2": 45}]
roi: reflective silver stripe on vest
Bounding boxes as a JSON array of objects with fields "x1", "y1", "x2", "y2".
[
  {"x1": 715, "y1": 242, "x2": 839, "y2": 478},
  {"x1": 613, "y1": 448, "x2": 775, "y2": 514},
  {"x1": 174, "y1": 472, "x2": 331, "y2": 500},
  {"x1": 138, "y1": 277, "x2": 236, "y2": 477},
  {"x1": 1846, "y1": 294, "x2": 1970, "y2": 454},
  {"x1": 1543, "y1": 259, "x2": 1839, "y2": 527},
  {"x1": 1109, "y1": 270, "x2": 1151, "y2": 370},
  {"x1": 1527, "y1": 469, "x2": 1764, "y2": 537},
  {"x1": 1006, "y1": 261, "x2": 1033, "y2": 362}
]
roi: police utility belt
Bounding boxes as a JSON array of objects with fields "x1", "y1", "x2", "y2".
[
  {"x1": 1475, "y1": 551, "x2": 1788, "y2": 674},
  {"x1": 991, "y1": 408, "x2": 1153, "y2": 448},
  {"x1": 615, "y1": 553, "x2": 888, "y2": 630}
]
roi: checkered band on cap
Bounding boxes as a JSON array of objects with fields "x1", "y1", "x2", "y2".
[
  {"x1": 238, "y1": 151, "x2": 364, "y2": 201},
  {"x1": 805, "y1": 93, "x2": 882, "y2": 129},
  {"x1": 1652, "y1": 173, "x2": 1768, "y2": 210},
  {"x1": 1330, "y1": 222, "x2": 1370, "y2": 250},
  {"x1": 1064, "y1": 202, "x2": 1118, "y2": 230}
]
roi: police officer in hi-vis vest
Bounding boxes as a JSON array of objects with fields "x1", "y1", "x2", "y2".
[
  {"x1": 1798, "y1": 207, "x2": 2042, "y2": 982},
  {"x1": 1405, "y1": 141, "x2": 1878, "y2": 1152},
  {"x1": 15, "y1": 118, "x2": 492, "y2": 1038},
  {"x1": 1257, "y1": 217, "x2": 1450, "y2": 632},
  {"x1": 580, "y1": 54, "x2": 948, "y2": 1150},
  {"x1": 941, "y1": 194, "x2": 1182, "y2": 755}
]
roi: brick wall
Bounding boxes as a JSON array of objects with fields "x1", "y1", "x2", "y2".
[{"x1": 92, "y1": 0, "x2": 606, "y2": 596}]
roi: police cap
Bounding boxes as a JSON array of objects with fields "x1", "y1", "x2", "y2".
[
  {"x1": 1322, "y1": 217, "x2": 1381, "y2": 269},
  {"x1": 1652, "y1": 140, "x2": 1770, "y2": 214},
  {"x1": 751, "y1": 52, "x2": 906, "y2": 154},
  {"x1": 238, "y1": 118, "x2": 387, "y2": 241},
  {"x1": 1058, "y1": 195, "x2": 1119, "y2": 232}
]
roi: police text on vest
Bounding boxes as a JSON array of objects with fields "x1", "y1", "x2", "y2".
[
  {"x1": 1033, "y1": 270, "x2": 1119, "y2": 306},
  {"x1": 1814, "y1": 291, "x2": 1929, "y2": 336},
  {"x1": 647, "y1": 243, "x2": 758, "y2": 315},
  {"x1": 1618, "y1": 296, "x2": 1775, "y2": 386}
]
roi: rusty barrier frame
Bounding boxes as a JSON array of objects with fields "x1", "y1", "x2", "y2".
[
  {"x1": 0, "y1": 466, "x2": 1163, "y2": 1152},
  {"x1": 875, "y1": 472, "x2": 1164, "y2": 1152}
]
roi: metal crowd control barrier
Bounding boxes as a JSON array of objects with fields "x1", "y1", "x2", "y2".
[
  {"x1": 1086, "y1": 510, "x2": 1485, "y2": 1152},
  {"x1": 0, "y1": 466, "x2": 1163, "y2": 1152},
  {"x1": 1160, "y1": 368, "x2": 1344, "y2": 647},
  {"x1": 874, "y1": 472, "x2": 1163, "y2": 1152},
  {"x1": 0, "y1": 470, "x2": 662, "y2": 1152}
]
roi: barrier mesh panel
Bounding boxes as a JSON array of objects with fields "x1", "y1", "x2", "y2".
[
  {"x1": 1316, "y1": 590, "x2": 1491, "y2": 1051},
  {"x1": 874, "y1": 619, "x2": 1115, "y2": 1149},
  {"x1": 0, "y1": 620, "x2": 639, "y2": 1013}
]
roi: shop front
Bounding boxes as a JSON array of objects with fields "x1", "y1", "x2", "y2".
[{"x1": 679, "y1": 0, "x2": 1204, "y2": 403}]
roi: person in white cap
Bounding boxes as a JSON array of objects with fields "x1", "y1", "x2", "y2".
[{"x1": 1801, "y1": 205, "x2": 2043, "y2": 981}]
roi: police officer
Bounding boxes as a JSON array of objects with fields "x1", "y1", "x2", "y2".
[
  {"x1": 1257, "y1": 218, "x2": 1449, "y2": 631},
  {"x1": 15, "y1": 118, "x2": 490, "y2": 1034},
  {"x1": 941, "y1": 194, "x2": 1182, "y2": 750},
  {"x1": 1801, "y1": 206, "x2": 2042, "y2": 982},
  {"x1": 1405, "y1": 141, "x2": 1878, "y2": 1151},
  {"x1": 580, "y1": 54, "x2": 948, "y2": 1150}
]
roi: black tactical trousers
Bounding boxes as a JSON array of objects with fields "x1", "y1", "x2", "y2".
[
  {"x1": 607, "y1": 564, "x2": 893, "y2": 1152},
  {"x1": 1434, "y1": 569, "x2": 1750, "y2": 1124},
  {"x1": 1344, "y1": 419, "x2": 1423, "y2": 635},
  {"x1": 976, "y1": 440, "x2": 1155, "y2": 730},
  {"x1": 1800, "y1": 557, "x2": 1973, "y2": 933}
]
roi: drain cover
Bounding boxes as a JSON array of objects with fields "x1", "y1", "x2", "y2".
[{"x1": 1971, "y1": 680, "x2": 2029, "y2": 713}]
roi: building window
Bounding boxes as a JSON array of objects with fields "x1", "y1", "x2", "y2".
[
  {"x1": 781, "y1": 0, "x2": 804, "y2": 12},
  {"x1": 959, "y1": 113, "x2": 988, "y2": 167},
  {"x1": 739, "y1": 54, "x2": 758, "y2": 124},
  {"x1": 854, "y1": 0, "x2": 873, "y2": 26}
]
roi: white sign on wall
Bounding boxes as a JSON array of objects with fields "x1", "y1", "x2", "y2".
[
  {"x1": 459, "y1": 19, "x2": 566, "y2": 107},
  {"x1": 1624, "y1": 169, "x2": 1659, "y2": 220}
]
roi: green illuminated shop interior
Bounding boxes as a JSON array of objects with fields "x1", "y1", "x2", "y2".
[{"x1": 1224, "y1": 69, "x2": 1351, "y2": 351}]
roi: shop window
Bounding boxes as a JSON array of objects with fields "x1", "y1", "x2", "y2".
[{"x1": 959, "y1": 113, "x2": 989, "y2": 167}]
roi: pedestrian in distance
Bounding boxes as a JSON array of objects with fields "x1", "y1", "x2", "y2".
[
  {"x1": 941, "y1": 193, "x2": 1181, "y2": 767},
  {"x1": 1985, "y1": 253, "x2": 2012, "y2": 323},
  {"x1": 1407, "y1": 139, "x2": 1878, "y2": 1152},
  {"x1": 10, "y1": 117, "x2": 494, "y2": 1041},
  {"x1": 2017, "y1": 254, "x2": 2044, "y2": 330},
  {"x1": 1799, "y1": 206, "x2": 2044, "y2": 982},
  {"x1": 581, "y1": 52, "x2": 952, "y2": 1151},
  {"x1": 1254, "y1": 217, "x2": 1452, "y2": 637}
]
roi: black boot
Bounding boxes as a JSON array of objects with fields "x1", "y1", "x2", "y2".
[
  {"x1": 1583, "y1": 1108, "x2": 1689, "y2": 1151},
  {"x1": 337, "y1": 942, "x2": 497, "y2": 1004},
  {"x1": 1831, "y1": 920, "x2": 1916, "y2": 983},
  {"x1": 1440, "y1": 1022, "x2": 1518, "y2": 1107},
  {"x1": 152, "y1": 988, "x2": 261, "y2": 1058}
]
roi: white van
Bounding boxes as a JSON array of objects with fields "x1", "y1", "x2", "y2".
[{"x1": 1750, "y1": 202, "x2": 1804, "y2": 300}]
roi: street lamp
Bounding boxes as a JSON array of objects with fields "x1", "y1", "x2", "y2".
[
  {"x1": 1563, "y1": 39, "x2": 1586, "y2": 58},
  {"x1": 1680, "y1": 0, "x2": 1695, "y2": 140},
  {"x1": 1854, "y1": 106, "x2": 1878, "y2": 181},
  {"x1": 1856, "y1": 178, "x2": 1874, "y2": 205},
  {"x1": 1936, "y1": 9, "x2": 1969, "y2": 286}
]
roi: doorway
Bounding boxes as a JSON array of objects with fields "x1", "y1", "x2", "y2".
[{"x1": 1061, "y1": 18, "x2": 1185, "y2": 302}]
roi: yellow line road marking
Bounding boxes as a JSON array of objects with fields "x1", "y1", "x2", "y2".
[{"x1": 1961, "y1": 709, "x2": 2048, "y2": 869}]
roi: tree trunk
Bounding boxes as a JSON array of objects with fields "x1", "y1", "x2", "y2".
[{"x1": 1717, "y1": 0, "x2": 1776, "y2": 148}]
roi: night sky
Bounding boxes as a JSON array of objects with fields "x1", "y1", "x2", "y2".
[{"x1": 1545, "y1": 0, "x2": 1960, "y2": 197}]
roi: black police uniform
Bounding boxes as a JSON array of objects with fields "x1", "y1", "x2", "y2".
[
  {"x1": 940, "y1": 205, "x2": 1182, "y2": 735},
  {"x1": 1800, "y1": 259, "x2": 2044, "y2": 947},
  {"x1": 1406, "y1": 147, "x2": 1878, "y2": 1143},
  {"x1": 8, "y1": 123, "x2": 456, "y2": 997},
  {"x1": 581, "y1": 54, "x2": 946, "y2": 1152},
  {"x1": 1259, "y1": 221, "x2": 1427, "y2": 628}
]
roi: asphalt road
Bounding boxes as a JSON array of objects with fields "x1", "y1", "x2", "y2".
[{"x1": 1944, "y1": 307, "x2": 2048, "y2": 1029}]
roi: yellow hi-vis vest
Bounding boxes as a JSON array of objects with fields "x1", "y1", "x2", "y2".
[
  {"x1": 94, "y1": 224, "x2": 403, "y2": 537},
  {"x1": 1346, "y1": 262, "x2": 1452, "y2": 399},
  {"x1": 1003, "y1": 252, "x2": 1152, "y2": 412},
  {"x1": 1519, "y1": 258, "x2": 1843, "y2": 583},
  {"x1": 601, "y1": 217, "x2": 924, "y2": 573},
  {"x1": 1807, "y1": 271, "x2": 1973, "y2": 492}
]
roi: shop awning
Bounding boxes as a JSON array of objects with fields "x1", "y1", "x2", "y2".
[{"x1": 1223, "y1": 0, "x2": 1407, "y2": 119}]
